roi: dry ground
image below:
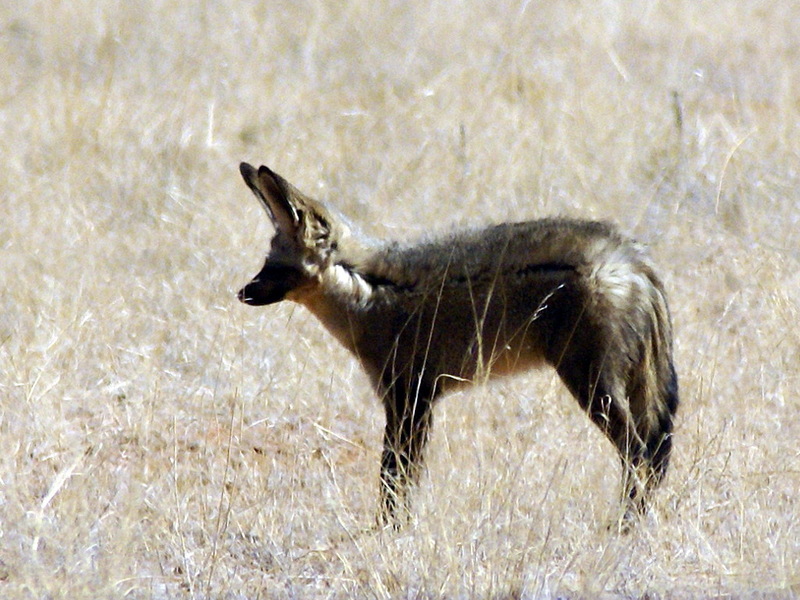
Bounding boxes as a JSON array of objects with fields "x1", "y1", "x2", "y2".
[{"x1": 1, "y1": 1, "x2": 799, "y2": 598}]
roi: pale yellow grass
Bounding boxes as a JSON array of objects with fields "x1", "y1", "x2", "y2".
[{"x1": 1, "y1": 1, "x2": 798, "y2": 598}]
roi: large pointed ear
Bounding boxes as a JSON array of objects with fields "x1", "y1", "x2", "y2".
[{"x1": 239, "y1": 162, "x2": 299, "y2": 233}]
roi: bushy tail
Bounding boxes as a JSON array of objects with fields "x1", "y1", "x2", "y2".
[
  {"x1": 648, "y1": 361, "x2": 679, "y2": 486},
  {"x1": 642, "y1": 276, "x2": 679, "y2": 489}
]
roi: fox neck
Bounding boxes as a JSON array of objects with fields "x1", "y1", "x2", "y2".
[{"x1": 295, "y1": 246, "x2": 388, "y2": 358}]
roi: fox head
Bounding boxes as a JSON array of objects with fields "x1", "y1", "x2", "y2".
[{"x1": 237, "y1": 163, "x2": 343, "y2": 306}]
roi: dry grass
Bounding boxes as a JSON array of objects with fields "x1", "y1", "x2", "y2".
[{"x1": 1, "y1": 0, "x2": 799, "y2": 598}]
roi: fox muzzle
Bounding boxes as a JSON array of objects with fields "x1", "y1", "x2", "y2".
[{"x1": 238, "y1": 264, "x2": 305, "y2": 306}]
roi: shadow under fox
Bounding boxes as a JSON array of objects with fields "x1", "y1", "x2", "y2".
[{"x1": 236, "y1": 162, "x2": 678, "y2": 527}]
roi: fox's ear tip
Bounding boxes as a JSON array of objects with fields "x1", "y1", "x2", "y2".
[{"x1": 239, "y1": 162, "x2": 255, "y2": 176}]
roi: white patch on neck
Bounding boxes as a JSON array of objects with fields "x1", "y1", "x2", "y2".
[{"x1": 324, "y1": 264, "x2": 374, "y2": 307}]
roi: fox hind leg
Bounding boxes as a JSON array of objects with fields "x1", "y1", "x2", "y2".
[{"x1": 553, "y1": 350, "x2": 651, "y2": 525}]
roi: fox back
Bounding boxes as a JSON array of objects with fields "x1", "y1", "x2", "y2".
[{"x1": 237, "y1": 162, "x2": 678, "y2": 529}]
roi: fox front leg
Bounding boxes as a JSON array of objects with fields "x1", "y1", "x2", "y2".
[{"x1": 378, "y1": 381, "x2": 435, "y2": 527}]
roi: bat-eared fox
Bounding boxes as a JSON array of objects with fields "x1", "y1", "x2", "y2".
[{"x1": 236, "y1": 162, "x2": 678, "y2": 530}]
